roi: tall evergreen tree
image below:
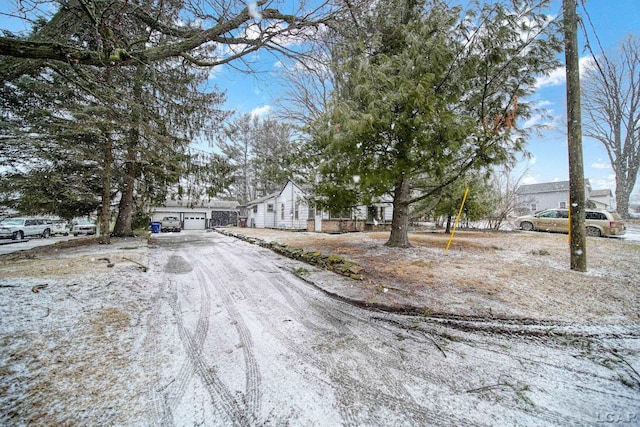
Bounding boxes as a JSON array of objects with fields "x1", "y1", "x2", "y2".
[{"x1": 309, "y1": 0, "x2": 561, "y2": 247}]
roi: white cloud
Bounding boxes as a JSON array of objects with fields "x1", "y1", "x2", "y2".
[
  {"x1": 589, "y1": 174, "x2": 616, "y2": 190},
  {"x1": 250, "y1": 105, "x2": 271, "y2": 117},
  {"x1": 535, "y1": 56, "x2": 597, "y2": 89},
  {"x1": 591, "y1": 161, "x2": 612, "y2": 170},
  {"x1": 522, "y1": 113, "x2": 542, "y2": 128},
  {"x1": 248, "y1": 2, "x2": 262, "y2": 22},
  {"x1": 522, "y1": 175, "x2": 538, "y2": 185},
  {"x1": 579, "y1": 56, "x2": 596, "y2": 75},
  {"x1": 535, "y1": 66, "x2": 565, "y2": 89}
]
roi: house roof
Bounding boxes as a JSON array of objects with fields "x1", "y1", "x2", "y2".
[
  {"x1": 245, "y1": 180, "x2": 306, "y2": 207},
  {"x1": 517, "y1": 179, "x2": 591, "y2": 195},
  {"x1": 245, "y1": 191, "x2": 280, "y2": 207},
  {"x1": 589, "y1": 189, "x2": 612, "y2": 197},
  {"x1": 161, "y1": 199, "x2": 239, "y2": 209}
]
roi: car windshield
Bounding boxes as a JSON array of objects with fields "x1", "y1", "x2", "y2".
[
  {"x1": 1, "y1": 219, "x2": 24, "y2": 226},
  {"x1": 75, "y1": 220, "x2": 95, "y2": 225}
]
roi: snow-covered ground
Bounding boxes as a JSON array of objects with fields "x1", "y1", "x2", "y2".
[
  {"x1": 1, "y1": 232, "x2": 638, "y2": 425},
  {"x1": 621, "y1": 223, "x2": 640, "y2": 242}
]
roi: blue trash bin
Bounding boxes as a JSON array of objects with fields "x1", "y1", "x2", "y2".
[{"x1": 151, "y1": 222, "x2": 161, "y2": 233}]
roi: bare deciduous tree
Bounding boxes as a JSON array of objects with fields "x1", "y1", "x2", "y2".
[{"x1": 582, "y1": 34, "x2": 640, "y2": 218}]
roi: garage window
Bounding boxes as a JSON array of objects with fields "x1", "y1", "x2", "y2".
[{"x1": 267, "y1": 204, "x2": 274, "y2": 213}]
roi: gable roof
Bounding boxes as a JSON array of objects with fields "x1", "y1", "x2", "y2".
[
  {"x1": 589, "y1": 189, "x2": 612, "y2": 197},
  {"x1": 517, "y1": 179, "x2": 591, "y2": 195},
  {"x1": 245, "y1": 191, "x2": 280, "y2": 207},
  {"x1": 245, "y1": 180, "x2": 307, "y2": 207}
]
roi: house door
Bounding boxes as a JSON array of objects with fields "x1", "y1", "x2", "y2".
[{"x1": 314, "y1": 212, "x2": 322, "y2": 232}]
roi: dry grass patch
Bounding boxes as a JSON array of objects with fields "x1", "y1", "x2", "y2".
[{"x1": 226, "y1": 227, "x2": 640, "y2": 322}]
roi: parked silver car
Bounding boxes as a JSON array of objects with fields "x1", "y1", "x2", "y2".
[{"x1": 0, "y1": 218, "x2": 52, "y2": 240}]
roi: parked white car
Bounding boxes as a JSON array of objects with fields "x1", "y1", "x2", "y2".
[
  {"x1": 50, "y1": 219, "x2": 71, "y2": 236},
  {"x1": 0, "y1": 218, "x2": 52, "y2": 240},
  {"x1": 72, "y1": 219, "x2": 97, "y2": 236}
]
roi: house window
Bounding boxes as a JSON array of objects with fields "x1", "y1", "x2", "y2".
[
  {"x1": 252, "y1": 206, "x2": 257, "y2": 213},
  {"x1": 308, "y1": 207, "x2": 315, "y2": 218},
  {"x1": 295, "y1": 202, "x2": 300, "y2": 220},
  {"x1": 267, "y1": 204, "x2": 274, "y2": 213},
  {"x1": 329, "y1": 209, "x2": 350, "y2": 219},
  {"x1": 559, "y1": 202, "x2": 566, "y2": 209},
  {"x1": 281, "y1": 203, "x2": 285, "y2": 220},
  {"x1": 530, "y1": 203, "x2": 537, "y2": 212}
]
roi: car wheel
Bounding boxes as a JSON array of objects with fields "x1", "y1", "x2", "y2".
[
  {"x1": 42, "y1": 228, "x2": 51, "y2": 238},
  {"x1": 586, "y1": 226, "x2": 601, "y2": 237},
  {"x1": 12, "y1": 230, "x2": 24, "y2": 240},
  {"x1": 521, "y1": 221, "x2": 534, "y2": 231},
  {"x1": 73, "y1": 233, "x2": 79, "y2": 237}
]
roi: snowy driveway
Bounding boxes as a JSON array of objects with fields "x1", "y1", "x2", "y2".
[
  {"x1": 1, "y1": 231, "x2": 638, "y2": 425},
  {"x1": 142, "y1": 232, "x2": 639, "y2": 425}
]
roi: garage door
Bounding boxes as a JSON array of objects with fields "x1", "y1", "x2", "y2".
[{"x1": 183, "y1": 213, "x2": 206, "y2": 230}]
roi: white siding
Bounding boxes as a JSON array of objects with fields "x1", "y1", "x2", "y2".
[
  {"x1": 245, "y1": 181, "x2": 395, "y2": 230},
  {"x1": 276, "y1": 181, "x2": 308, "y2": 229}
]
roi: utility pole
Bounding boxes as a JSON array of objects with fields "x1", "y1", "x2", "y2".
[{"x1": 563, "y1": 0, "x2": 587, "y2": 271}]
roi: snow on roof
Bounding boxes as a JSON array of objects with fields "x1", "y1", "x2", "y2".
[
  {"x1": 517, "y1": 179, "x2": 591, "y2": 195},
  {"x1": 161, "y1": 199, "x2": 239, "y2": 210},
  {"x1": 589, "y1": 189, "x2": 613, "y2": 197}
]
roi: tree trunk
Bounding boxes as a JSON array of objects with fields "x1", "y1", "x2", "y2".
[
  {"x1": 113, "y1": 64, "x2": 144, "y2": 237},
  {"x1": 112, "y1": 160, "x2": 136, "y2": 237},
  {"x1": 615, "y1": 174, "x2": 631, "y2": 218},
  {"x1": 99, "y1": 134, "x2": 112, "y2": 244},
  {"x1": 386, "y1": 178, "x2": 411, "y2": 248},
  {"x1": 445, "y1": 214, "x2": 452, "y2": 234}
]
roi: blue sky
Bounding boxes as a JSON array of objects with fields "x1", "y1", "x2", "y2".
[
  {"x1": 2, "y1": 1, "x2": 639, "y2": 197},
  {"x1": 519, "y1": 0, "x2": 640, "y2": 195}
]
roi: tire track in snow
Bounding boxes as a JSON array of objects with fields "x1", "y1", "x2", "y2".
[
  {"x1": 162, "y1": 254, "x2": 214, "y2": 415},
  {"x1": 212, "y1": 241, "x2": 472, "y2": 426},
  {"x1": 221, "y1": 244, "x2": 415, "y2": 403},
  {"x1": 166, "y1": 273, "x2": 249, "y2": 426},
  {"x1": 142, "y1": 274, "x2": 176, "y2": 427},
  {"x1": 193, "y1": 256, "x2": 262, "y2": 423}
]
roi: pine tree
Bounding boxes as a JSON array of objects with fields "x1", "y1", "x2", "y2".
[{"x1": 309, "y1": 0, "x2": 562, "y2": 247}]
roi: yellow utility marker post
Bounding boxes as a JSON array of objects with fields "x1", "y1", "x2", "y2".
[{"x1": 445, "y1": 186, "x2": 470, "y2": 253}]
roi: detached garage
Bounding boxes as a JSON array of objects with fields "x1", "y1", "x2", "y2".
[{"x1": 151, "y1": 200, "x2": 240, "y2": 231}]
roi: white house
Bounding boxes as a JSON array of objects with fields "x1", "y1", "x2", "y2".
[
  {"x1": 589, "y1": 189, "x2": 614, "y2": 210},
  {"x1": 245, "y1": 180, "x2": 394, "y2": 232},
  {"x1": 246, "y1": 181, "x2": 309, "y2": 230},
  {"x1": 515, "y1": 179, "x2": 615, "y2": 214}
]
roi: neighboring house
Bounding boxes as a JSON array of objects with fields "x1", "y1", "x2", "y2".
[
  {"x1": 588, "y1": 189, "x2": 614, "y2": 211},
  {"x1": 151, "y1": 199, "x2": 240, "y2": 230},
  {"x1": 515, "y1": 180, "x2": 617, "y2": 214},
  {"x1": 515, "y1": 180, "x2": 592, "y2": 215},
  {"x1": 245, "y1": 180, "x2": 394, "y2": 232}
]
